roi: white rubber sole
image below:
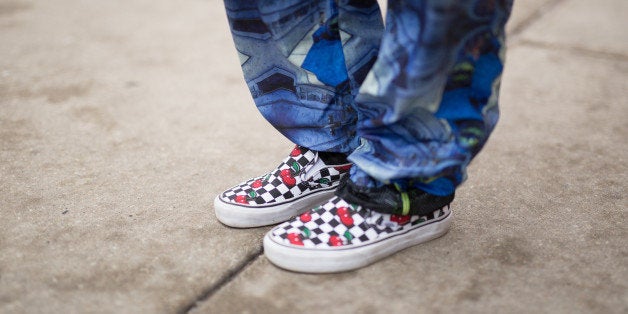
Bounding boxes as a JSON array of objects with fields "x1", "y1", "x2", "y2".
[
  {"x1": 263, "y1": 209, "x2": 453, "y2": 273},
  {"x1": 214, "y1": 188, "x2": 337, "y2": 228}
]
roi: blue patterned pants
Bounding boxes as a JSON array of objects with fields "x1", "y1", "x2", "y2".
[{"x1": 224, "y1": 0, "x2": 513, "y2": 196}]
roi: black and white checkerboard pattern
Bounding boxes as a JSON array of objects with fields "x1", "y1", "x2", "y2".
[
  {"x1": 220, "y1": 146, "x2": 350, "y2": 206},
  {"x1": 270, "y1": 196, "x2": 450, "y2": 248}
]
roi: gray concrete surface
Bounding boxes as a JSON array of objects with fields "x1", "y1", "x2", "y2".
[{"x1": 0, "y1": 0, "x2": 626, "y2": 313}]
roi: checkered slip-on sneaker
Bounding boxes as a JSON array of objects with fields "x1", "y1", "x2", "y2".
[
  {"x1": 263, "y1": 196, "x2": 452, "y2": 273},
  {"x1": 214, "y1": 145, "x2": 352, "y2": 228}
]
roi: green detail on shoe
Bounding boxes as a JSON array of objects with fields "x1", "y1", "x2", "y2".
[
  {"x1": 394, "y1": 183, "x2": 411, "y2": 215},
  {"x1": 248, "y1": 191, "x2": 257, "y2": 198},
  {"x1": 302, "y1": 227, "x2": 311, "y2": 238},
  {"x1": 401, "y1": 192, "x2": 410, "y2": 215},
  {"x1": 291, "y1": 162, "x2": 300, "y2": 173},
  {"x1": 344, "y1": 231, "x2": 353, "y2": 242},
  {"x1": 263, "y1": 174, "x2": 271, "y2": 182},
  {"x1": 350, "y1": 203, "x2": 358, "y2": 210},
  {"x1": 317, "y1": 178, "x2": 330, "y2": 185}
]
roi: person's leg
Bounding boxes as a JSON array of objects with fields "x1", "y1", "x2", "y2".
[
  {"x1": 223, "y1": 0, "x2": 383, "y2": 152},
  {"x1": 264, "y1": 0, "x2": 513, "y2": 273},
  {"x1": 215, "y1": 0, "x2": 384, "y2": 227},
  {"x1": 348, "y1": 0, "x2": 512, "y2": 197}
]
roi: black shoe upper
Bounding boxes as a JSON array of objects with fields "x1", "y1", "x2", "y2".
[{"x1": 335, "y1": 179, "x2": 454, "y2": 216}]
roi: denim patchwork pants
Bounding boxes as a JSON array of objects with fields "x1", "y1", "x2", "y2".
[{"x1": 224, "y1": 0, "x2": 513, "y2": 196}]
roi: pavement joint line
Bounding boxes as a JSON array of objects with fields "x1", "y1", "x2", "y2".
[
  {"x1": 508, "y1": 0, "x2": 567, "y2": 38},
  {"x1": 515, "y1": 39, "x2": 628, "y2": 61},
  {"x1": 178, "y1": 246, "x2": 264, "y2": 314}
]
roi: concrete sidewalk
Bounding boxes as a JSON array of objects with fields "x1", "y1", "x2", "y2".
[{"x1": 0, "y1": 0, "x2": 626, "y2": 313}]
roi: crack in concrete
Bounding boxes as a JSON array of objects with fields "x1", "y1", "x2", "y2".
[
  {"x1": 508, "y1": 0, "x2": 568, "y2": 38},
  {"x1": 179, "y1": 246, "x2": 264, "y2": 314},
  {"x1": 515, "y1": 39, "x2": 628, "y2": 61}
]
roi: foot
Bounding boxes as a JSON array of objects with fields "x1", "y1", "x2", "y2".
[
  {"x1": 263, "y1": 194, "x2": 452, "y2": 273},
  {"x1": 214, "y1": 145, "x2": 352, "y2": 228}
]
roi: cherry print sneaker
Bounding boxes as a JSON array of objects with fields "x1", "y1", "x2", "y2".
[
  {"x1": 263, "y1": 195, "x2": 453, "y2": 273},
  {"x1": 214, "y1": 145, "x2": 352, "y2": 228}
]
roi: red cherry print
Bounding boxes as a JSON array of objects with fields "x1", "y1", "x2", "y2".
[
  {"x1": 251, "y1": 179, "x2": 263, "y2": 189},
  {"x1": 280, "y1": 169, "x2": 296, "y2": 187},
  {"x1": 329, "y1": 235, "x2": 343, "y2": 246},
  {"x1": 336, "y1": 207, "x2": 354, "y2": 226},
  {"x1": 300, "y1": 212, "x2": 312, "y2": 223},
  {"x1": 333, "y1": 164, "x2": 352, "y2": 172},
  {"x1": 337, "y1": 207, "x2": 349, "y2": 216},
  {"x1": 287, "y1": 233, "x2": 304, "y2": 246},
  {"x1": 234, "y1": 195, "x2": 248, "y2": 204},
  {"x1": 290, "y1": 146, "x2": 301, "y2": 157},
  {"x1": 391, "y1": 214, "x2": 411, "y2": 225}
]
